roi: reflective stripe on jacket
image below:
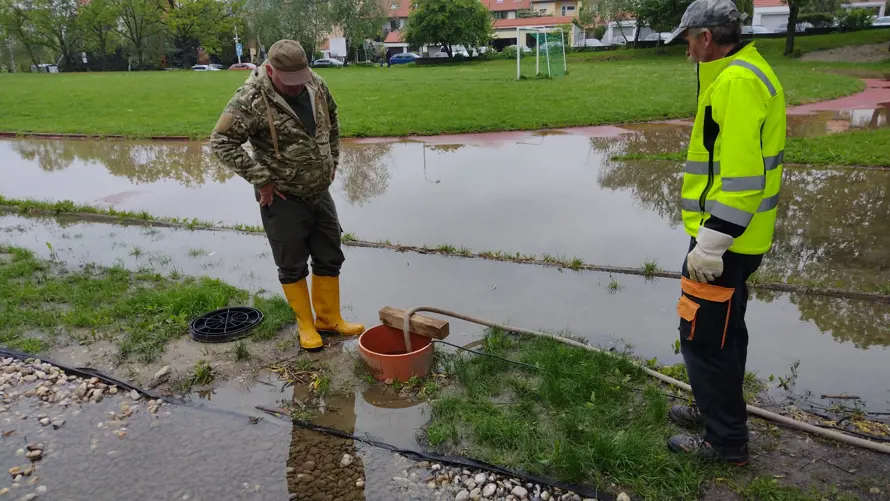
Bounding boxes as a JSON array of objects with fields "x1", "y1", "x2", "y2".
[{"x1": 682, "y1": 43, "x2": 786, "y2": 255}]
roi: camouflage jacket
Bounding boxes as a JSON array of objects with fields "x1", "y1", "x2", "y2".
[{"x1": 210, "y1": 63, "x2": 339, "y2": 201}]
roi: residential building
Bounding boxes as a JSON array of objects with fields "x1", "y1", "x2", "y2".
[
  {"x1": 752, "y1": 0, "x2": 886, "y2": 29},
  {"x1": 381, "y1": 0, "x2": 584, "y2": 55}
]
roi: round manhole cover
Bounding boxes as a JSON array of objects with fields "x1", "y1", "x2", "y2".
[{"x1": 188, "y1": 307, "x2": 264, "y2": 343}]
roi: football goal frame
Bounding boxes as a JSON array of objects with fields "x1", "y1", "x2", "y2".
[{"x1": 515, "y1": 26, "x2": 567, "y2": 80}]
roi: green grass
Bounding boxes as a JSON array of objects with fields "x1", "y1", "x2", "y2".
[
  {"x1": 427, "y1": 329, "x2": 728, "y2": 500},
  {"x1": 612, "y1": 128, "x2": 890, "y2": 167},
  {"x1": 0, "y1": 246, "x2": 294, "y2": 361},
  {"x1": 2, "y1": 31, "x2": 886, "y2": 138},
  {"x1": 232, "y1": 341, "x2": 250, "y2": 361},
  {"x1": 427, "y1": 329, "x2": 862, "y2": 500},
  {"x1": 189, "y1": 360, "x2": 216, "y2": 386},
  {"x1": 643, "y1": 260, "x2": 659, "y2": 279}
]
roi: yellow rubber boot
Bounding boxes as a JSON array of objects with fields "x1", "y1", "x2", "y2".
[
  {"x1": 311, "y1": 275, "x2": 365, "y2": 336},
  {"x1": 281, "y1": 280, "x2": 323, "y2": 350}
]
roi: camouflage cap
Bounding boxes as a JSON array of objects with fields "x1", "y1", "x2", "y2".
[
  {"x1": 664, "y1": 0, "x2": 748, "y2": 44},
  {"x1": 268, "y1": 39, "x2": 312, "y2": 86}
]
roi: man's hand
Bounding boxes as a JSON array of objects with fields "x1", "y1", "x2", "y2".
[
  {"x1": 686, "y1": 227, "x2": 734, "y2": 283},
  {"x1": 258, "y1": 182, "x2": 286, "y2": 207}
]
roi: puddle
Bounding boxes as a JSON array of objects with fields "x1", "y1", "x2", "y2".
[
  {"x1": 5, "y1": 123, "x2": 890, "y2": 276},
  {"x1": 787, "y1": 102, "x2": 890, "y2": 137},
  {"x1": 0, "y1": 360, "x2": 440, "y2": 501},
  {"x1": 2, "y1": 215, "x2": 888, "y2": 412}
]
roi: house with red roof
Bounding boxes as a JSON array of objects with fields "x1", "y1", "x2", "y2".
[{"x1": 382, "y1": 0, "x2": 585, "y2": 56}]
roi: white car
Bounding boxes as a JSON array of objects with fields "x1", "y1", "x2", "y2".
[
  {"x1": 645, "y1": 32, "x2": 672, "y2": 41},
  {"x1": 873, "y1": 16, "x2": 890, "y2": 27},
  {"x1": 742, "y1": 25, "x2": 773, "y2": 34},
  {"x1": 311, "y1": 58, "x2": 344, "y2": 68},
  {"x1": 191, "y1": 64, "x2": 220, "y2": 71}
]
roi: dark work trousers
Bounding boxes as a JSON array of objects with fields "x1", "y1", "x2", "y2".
[
  {"x1": 257, "y1": 190, "x2": 345, "y2": 285},
  {"x1": 679, "y1": 237, "x2": 763, "y2": 447}
]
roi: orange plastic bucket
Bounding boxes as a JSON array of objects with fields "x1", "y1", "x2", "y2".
[{"x1": 358, "y1": 325, "x2": 434, "y2": 382}]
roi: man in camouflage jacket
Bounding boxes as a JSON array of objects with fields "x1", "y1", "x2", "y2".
[{"x1": 211, "y1": 39, "x2": 364, "y2": 351}]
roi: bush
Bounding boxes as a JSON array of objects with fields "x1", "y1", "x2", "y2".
[
  {"x1": 798, "y1": 12, "x2": 836, "y2": 28},
  {"x1": 501, "y1": 45, "x2": 518, "y2": 59},
  {"x1": 453, "y1": 53, "x2": 466, "y2": 62},
  {"x1": 836, "y1": 8, "x2": 873, "y2": 31}
]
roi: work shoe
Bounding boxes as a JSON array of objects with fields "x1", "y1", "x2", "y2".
[
  {"x1": 669, "y1": 404, "x2": 704, "y2": 429},
  {"x1": 281, "y1": 280, "x2": 323, "y2": 351},
  {"x1": 667, "y1": 434, "x2": 750, "y2": 466},
  {"x1": 311, "y1": 275, "x2": 365, "y2": 336}
]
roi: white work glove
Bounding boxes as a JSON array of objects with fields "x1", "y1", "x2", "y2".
[{"x1": 686, "y1": 227, "x2": 734, "y2": 283}]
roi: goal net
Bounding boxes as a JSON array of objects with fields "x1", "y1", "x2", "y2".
[{"x1": 515, "y1": 27, "x2": 567, "y2": 79}]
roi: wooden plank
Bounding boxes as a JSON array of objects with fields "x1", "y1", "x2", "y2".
[{"x1": 378, "y1": 306, "x2": 450, "y2": 340}]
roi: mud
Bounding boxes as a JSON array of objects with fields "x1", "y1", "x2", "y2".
[{"x1": 1, "y1": 215, "x2": 888, "y2": 413}]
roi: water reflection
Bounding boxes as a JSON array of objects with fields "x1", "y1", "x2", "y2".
[
  {"x1": 594, "y1": 129, "x2": 890, "y2": 348},
  {"x1": 12, "y1": 140, "x2": 233, "y2": 187},
  {"x1": 787, "y1": 102, "x2": 890, "y2": 137},
  {"x1": 338, "y1": 143, "x2": 393, "y2": 206},
  {"x1": 288, "y1": 391, "x2": 368, "y2": 500}
]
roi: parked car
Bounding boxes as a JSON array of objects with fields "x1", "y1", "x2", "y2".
[
  {"x1": 645, "y1": 32, "x2": 672, "y2": 41},
  {"x1": 774, "y1": 21, "x2": 813, "y2": 33},
  {"x1": 873, "y1": 16, "x2": 890, "y2": 27},
  {"x1": 312, "y1": 58, "x2": 344, "y2": 68},
  {"x1": 389, "y1": 52, "x2": 418, "y2": 65},
  {"x1": 208, "y1": 64, "x2": 224, "y2": 70},
  {"x1": 742, "y1": 25, "x2": 773, "y2": 34},
  {"x1": 229, "y1": 62, "x2": 256, "y2": 70},
  {"x1": 578, "y1": 39, "x2": 606, "y2": 47},
  {"x1": 191, "y1": 64, "x2": 219, "y2": 71}
]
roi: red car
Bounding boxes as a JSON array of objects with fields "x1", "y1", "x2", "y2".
[{"x1": 229, "y1": 63, "x2": 256, "y2": 70}]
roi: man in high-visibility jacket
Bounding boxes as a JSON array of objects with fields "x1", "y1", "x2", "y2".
[{"x1": 662, "y1": 0, "x2": 785, "y2": 465}]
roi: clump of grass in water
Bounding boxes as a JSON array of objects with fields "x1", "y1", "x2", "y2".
[
  {"x1": 436, "y1": 243, "x2": 457, "y2": 253},
  {"x1": 607, "y1": 276, "x2": 620, "y2": 292},
  {"x1": 190, "y1": 360, "x2": 216, "y2": 386},
  {"x1": 187, "y1": 248, "x2": 208, "y2": 258},
  {"x1": 568, "y1": 257, "x2": 584, "y2": 271},
  {"x1": 341, "y1": 232, "x2": 357, "y2": 243},
  {"x1": 129, "y1": 246, "x2": 144, "y2": 258},
  {"x1": 643, "y1": 259, "x2": 658, "y2": 278},
  {"x1": 232, "y1": 341, "x2": 250, "y2": 361}
]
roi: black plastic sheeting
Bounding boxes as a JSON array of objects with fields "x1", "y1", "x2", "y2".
[
  {"x1": 0, "y1": 348, "x2": 176, "y2": 403},
  {"x1": 260, "y1": 408, "x2": 616, "y2": 501}
]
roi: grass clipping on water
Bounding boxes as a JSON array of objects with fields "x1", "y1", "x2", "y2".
[
  {"x1": 426, "y1": 329, "x2": 726, "y2": 500},
  {"x1": 0, "y1": 246, "x2": 293, "y2": 361}
]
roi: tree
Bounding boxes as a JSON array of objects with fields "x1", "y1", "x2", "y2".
[
  {"x1": 159, "y1": 0, "x2": 241, "y2": 67},
  {"x1": 635, "y1": 0, "x2": 692, "y2": 46},
  {"x1": 0, "y1": 0, "x2": 42, "y2": 67},
  {"x1": 330, "y1": 0, "x2": 385, "y2": 63},
  {"x1": 246, "y1": 0, "x2": 331, "y2": 60},
  {"x1": 403, "y1": 0, "x2": 493, "y2": 57},
  {"x1": 80, "y1": 0, "x2": 119, "y2": 69},
  {"x1": 114, "y1": 0, "x2": 165, "y2": 68},
  {"x1": 30, "y1": 0, "x2": 83, "y2": 70},
  {"x1": 572, "y1": 0, "x2": 598, "y2": 45}
]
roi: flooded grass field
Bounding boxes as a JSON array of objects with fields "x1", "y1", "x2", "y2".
[{"x1": 3, "y1": 87, "x2": 890, "y2": 500}]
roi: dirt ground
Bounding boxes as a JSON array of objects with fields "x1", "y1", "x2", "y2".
[
  {"x1": 701, "y1": 418, "x2": 890, "y2": 500},
  {"x1": 801, "y1": 43, "x2": 890, "y2": 63}
]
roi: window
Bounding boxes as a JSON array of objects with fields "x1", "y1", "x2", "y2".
[
  {"x1": 561, "y1": 5, "x2": 575, "y2": 16},
  {"x1": 390, "y1": 19, "x2": 399, "y2": 30},
  {"x1": 492, "y1": 11, "x2": 507, "y2": 19}
]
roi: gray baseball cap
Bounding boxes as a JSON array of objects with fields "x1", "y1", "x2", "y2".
[{"x1": 664, "y1": 0, "x2": 748, "y2": 44}]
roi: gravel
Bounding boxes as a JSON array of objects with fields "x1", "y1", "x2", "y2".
[{"x1": 0, "y1": 356, "x2": 169, "y2": 500}]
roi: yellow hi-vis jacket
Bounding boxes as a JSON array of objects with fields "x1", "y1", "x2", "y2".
[{"x1": 682, "y1": 42, "x2": 785, "y2": 255}]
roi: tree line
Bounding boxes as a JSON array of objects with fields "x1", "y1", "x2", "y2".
[{"x1": 0, "y1": 0, "x2": 385, "y2": 72}]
